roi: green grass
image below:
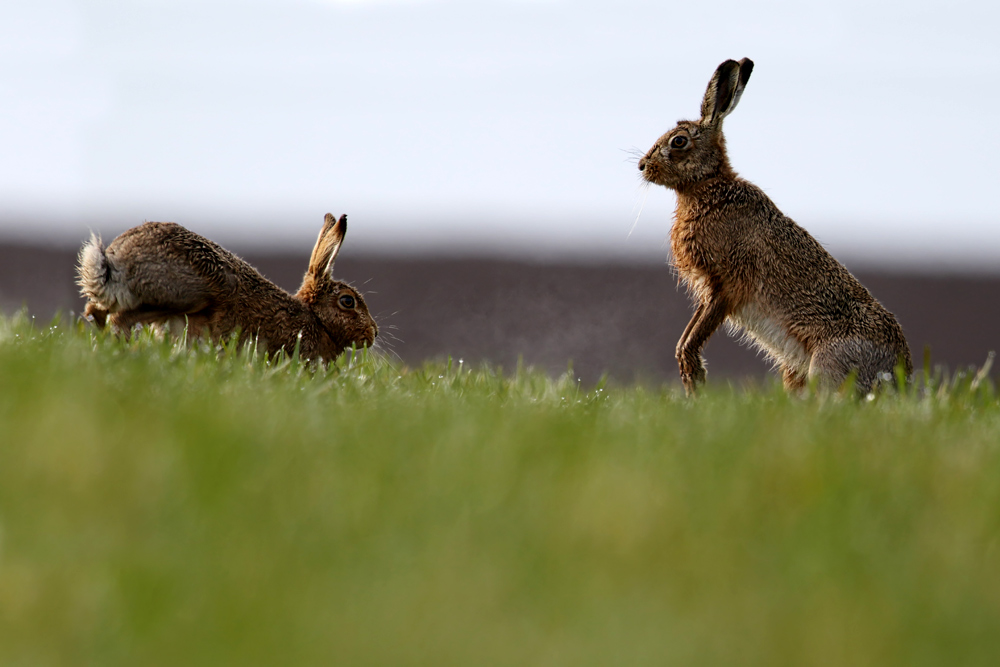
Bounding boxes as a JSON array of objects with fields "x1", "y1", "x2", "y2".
[{"x1": 1, "y1": 313, "x2": 999, "y2": 666}]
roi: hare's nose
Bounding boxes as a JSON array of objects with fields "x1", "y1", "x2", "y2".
[{"x1": 638, "y1": 158, "x2": 646, "y2": 171}]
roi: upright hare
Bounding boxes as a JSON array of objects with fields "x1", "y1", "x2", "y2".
[
  {"x1": 77, "y1": 213, "x2": 377, "y2": 360},
  {"x1": 638, "y1": 58, "x2": 911, "y2": 394}
]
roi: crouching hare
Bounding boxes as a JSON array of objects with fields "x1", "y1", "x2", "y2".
[
  {"x1": 77, "y1": 213, "x2": 378, "y2": 360},
  {"x1": 638, "y1": 58, "x2": 911, "y2": 395}
]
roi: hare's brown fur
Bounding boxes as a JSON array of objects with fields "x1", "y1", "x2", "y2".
[
  {"x1": 77, "y1": 214, "x2": 377, "y2": 360},
  {"x1": 639, "y1": 59, "x2": 911, "y2": 394}
]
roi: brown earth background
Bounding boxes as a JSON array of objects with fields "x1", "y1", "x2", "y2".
[{"x1": 1, "y1": 242, "x2": 996, "y2": 385}]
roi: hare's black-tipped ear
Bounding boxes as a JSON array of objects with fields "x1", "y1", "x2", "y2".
[
  {"x1": 730, "y1": 58, "x2": 753, "y2": 113},
  {"x1": 308, "y1": 213, "x2": 347, "y2": 277},
  {"x1": 700, "y1": 58, "x2": 753, "y2": 126}
]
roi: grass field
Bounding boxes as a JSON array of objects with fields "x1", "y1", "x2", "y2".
[{"x1": 1, "y1": 314, "x2": 999, "y2": 666}]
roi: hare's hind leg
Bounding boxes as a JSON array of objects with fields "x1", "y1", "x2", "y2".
[
  {"x1": 108, "y1": 309, "x2": 168, "y2": 336},
  {"x1": 83, "y1": 302, "x2": 109, "y2": 328},
  {"x1": 77, "y1": 236, "x2": 140, "y2": 325},
  {"x1": 809, "y1": 338, "x2": 899, "y2": 395},
  {"x1": 108, "y1": 305, "x2": 210, "y2": 339}
]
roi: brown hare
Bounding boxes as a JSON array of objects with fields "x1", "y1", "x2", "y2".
[
  {"x1": 77, "y1": 213, "x2": 378, "y2": 360},
  {"x1": 638, "y1": 58, "x2": 911, "y2": 395}
]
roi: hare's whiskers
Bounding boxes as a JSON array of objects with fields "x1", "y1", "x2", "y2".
[
  {"x1": 628, "y1": 185, "x2": 651, "y2": 240},
  {"x1": 622, "y1": 147, "x2": 645, "y2": 164}
]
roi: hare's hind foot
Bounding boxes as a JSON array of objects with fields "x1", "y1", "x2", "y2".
[
  {"x1": 83, "y1": 302, "x2": 109, "y2": 329},
  {"x1": 809, "y1": 338, "x2": 902, "y2": 395}
]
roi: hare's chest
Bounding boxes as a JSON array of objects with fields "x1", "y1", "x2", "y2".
[{"x1": 670, "y1": 218, "x2": 725, "y2": 300}]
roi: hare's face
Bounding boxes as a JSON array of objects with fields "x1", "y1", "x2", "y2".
[
  {"x1": 312, "y1": 281, "x2": 379, "y2": 352},
  {"x1": 638, "y1": 121, "x2": 726, "y2": 189}
]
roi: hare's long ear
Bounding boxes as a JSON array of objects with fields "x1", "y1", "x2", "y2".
[
  {"x1": 700, "y1": 58, "x2": 754, "y2": 126},
  {"x1": 307, "y1": 213, "x2": 347, "y2": 278}
]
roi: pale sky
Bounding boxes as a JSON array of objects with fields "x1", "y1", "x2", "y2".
[{"x1": 2, "y1": 0, "x2": 999, "y2": 268}]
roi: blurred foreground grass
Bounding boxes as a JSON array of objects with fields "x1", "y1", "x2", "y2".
[{"x1": 0, "y1": 314, "x2": 999, "y2": 666}]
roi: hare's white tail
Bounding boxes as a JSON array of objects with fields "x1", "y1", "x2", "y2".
[{"x1": 76, "y1": 233, "x2": 137, "y2": 311}]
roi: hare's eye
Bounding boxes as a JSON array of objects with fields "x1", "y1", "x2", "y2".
[
  {"x1": 338, "y1": 294, "x2": 356, "y2": 309},
  {"x1": 670, "y1": 135, "x2": 688, "y2": 149}
]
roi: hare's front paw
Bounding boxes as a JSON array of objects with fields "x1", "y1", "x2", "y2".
[{"x1": 678, "y1": 355, "x2": 706, "y2": 396}]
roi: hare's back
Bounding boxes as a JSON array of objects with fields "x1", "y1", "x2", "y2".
[
  {"x1": 758, "y1": 218, "x2": 879, "y2": 320},
  {"x1": 106, "y1": 222, "x2": 239, "y2": 311},
  {"x1": 749, "y1": 214, "x2": 909, "y2": 360}
]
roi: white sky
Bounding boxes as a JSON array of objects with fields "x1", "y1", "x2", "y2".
[{"x1": 2, "y1": 0, "x2": 999, "y2": 268}]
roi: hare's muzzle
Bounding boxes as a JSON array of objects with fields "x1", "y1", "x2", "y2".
[{"x1": 638, "y1": 157, "x2": 647, "y2": 171}]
